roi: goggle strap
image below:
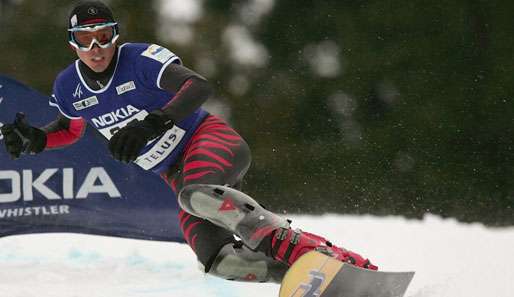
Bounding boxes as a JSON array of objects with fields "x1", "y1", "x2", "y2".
[{"x1": 68, "y1": 22, "x2": 118, "y2": 32}]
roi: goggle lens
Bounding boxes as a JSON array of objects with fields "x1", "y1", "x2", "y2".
[
  {"x1": 73, "y1": 27, "x2": 114, "y2": 47},
  {"x1": 68, "y1": 23, "x2": 119, "y2": 52}
]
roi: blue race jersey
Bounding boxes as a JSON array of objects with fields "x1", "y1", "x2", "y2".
[{"x1": 50, "y1": 43, "x2": 209, "y2": 173}]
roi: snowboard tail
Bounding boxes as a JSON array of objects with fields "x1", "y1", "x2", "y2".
[{"x1": 279, "y1": 251, "x2": 414, "y2": 297}]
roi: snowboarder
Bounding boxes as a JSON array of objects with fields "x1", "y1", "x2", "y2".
[{"x1": 0, "y1": 0, "x2": 377, "y2": 283}]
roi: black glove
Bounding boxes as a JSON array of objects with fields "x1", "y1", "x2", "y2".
[
  {"x1": 108, "y1": 111, "x2": 174, "y2": 163},
  {"x1": 0, "y1": 112, "x2": 47, "y2": 159}
]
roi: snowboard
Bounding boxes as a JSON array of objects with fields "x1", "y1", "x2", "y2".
[{"x1": 279, "y1": 251, "x2": 414, "y2": 297}]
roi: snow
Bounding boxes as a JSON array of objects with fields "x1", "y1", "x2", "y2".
[{"x1": 0, "y1": 214, "x2": 512, "y2": 297}]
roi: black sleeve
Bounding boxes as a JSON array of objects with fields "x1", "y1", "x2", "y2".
[
  {"x1": 41, "y1": 113, "x2": 72, "y2": 133},
  {"x1": 157, "y1": 63, "x2": 213, "y2": 123}
]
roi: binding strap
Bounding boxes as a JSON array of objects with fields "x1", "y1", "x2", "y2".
[{"x1": 272, "y1": 227, "x2": 302, "y2": 265}]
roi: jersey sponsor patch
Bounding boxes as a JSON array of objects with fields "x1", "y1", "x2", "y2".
[
  {"x1": 141, "y1": 44, "x2": 175, "y2": 64},
  {"x1": 116, "y1": 81, "x2": 136, "y2": 95},
  {"x1": 73, "y1": 96, "x2": 99, "y2": 111}
]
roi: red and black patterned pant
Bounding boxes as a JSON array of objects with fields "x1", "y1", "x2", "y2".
[{"x1": 161, "y1": 115, "x2": 251, "y2": 270}]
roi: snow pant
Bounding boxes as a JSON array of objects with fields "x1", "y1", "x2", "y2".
[{"x1": 161, "y1": 115, "x2": 251, "y2": 271}]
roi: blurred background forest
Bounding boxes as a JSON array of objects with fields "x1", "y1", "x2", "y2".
[{"x1": 1, "y1": 0, "x2": 513, "y2": 226}]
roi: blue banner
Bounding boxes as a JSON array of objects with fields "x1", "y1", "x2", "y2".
[{"x1": 0, "y1": 74, "x2": 184, "y2": 242}]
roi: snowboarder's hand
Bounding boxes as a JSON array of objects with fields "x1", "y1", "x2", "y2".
[
  {"x1": 0, "y1": 112, "x2": 46, "y2": 159},
  {"x1": 108, "y1": 112, "x2": 173, "y2": 163}
]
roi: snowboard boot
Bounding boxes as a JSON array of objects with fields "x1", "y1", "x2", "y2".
[{"x1": 178, "y1": 184, "x2": 377, "y2": 270}]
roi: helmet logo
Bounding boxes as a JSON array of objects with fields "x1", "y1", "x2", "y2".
[
  {"x1": 88, "y1": 7, "x2": 98, "y2": 15},
  {"x1": 70, "y1": 14, "x2": 78, "y2": 27}
]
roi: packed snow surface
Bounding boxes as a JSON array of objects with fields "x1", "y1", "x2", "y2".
[{"x1": 1, "y1": 214, "x2": 512, "y2": 297}]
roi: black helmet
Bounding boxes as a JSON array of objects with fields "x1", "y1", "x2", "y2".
[{"x1": 68, "y1": 1, "x2": 115, "y2": 30}]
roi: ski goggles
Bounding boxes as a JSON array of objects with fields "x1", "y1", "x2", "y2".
[{"x1": 68, "y1": 22, "x2": 119, "y2": 52}]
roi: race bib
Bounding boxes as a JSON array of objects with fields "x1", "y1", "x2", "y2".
[{"x1": 141, "y1": 44, "x2": 175, "y2": 64}]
